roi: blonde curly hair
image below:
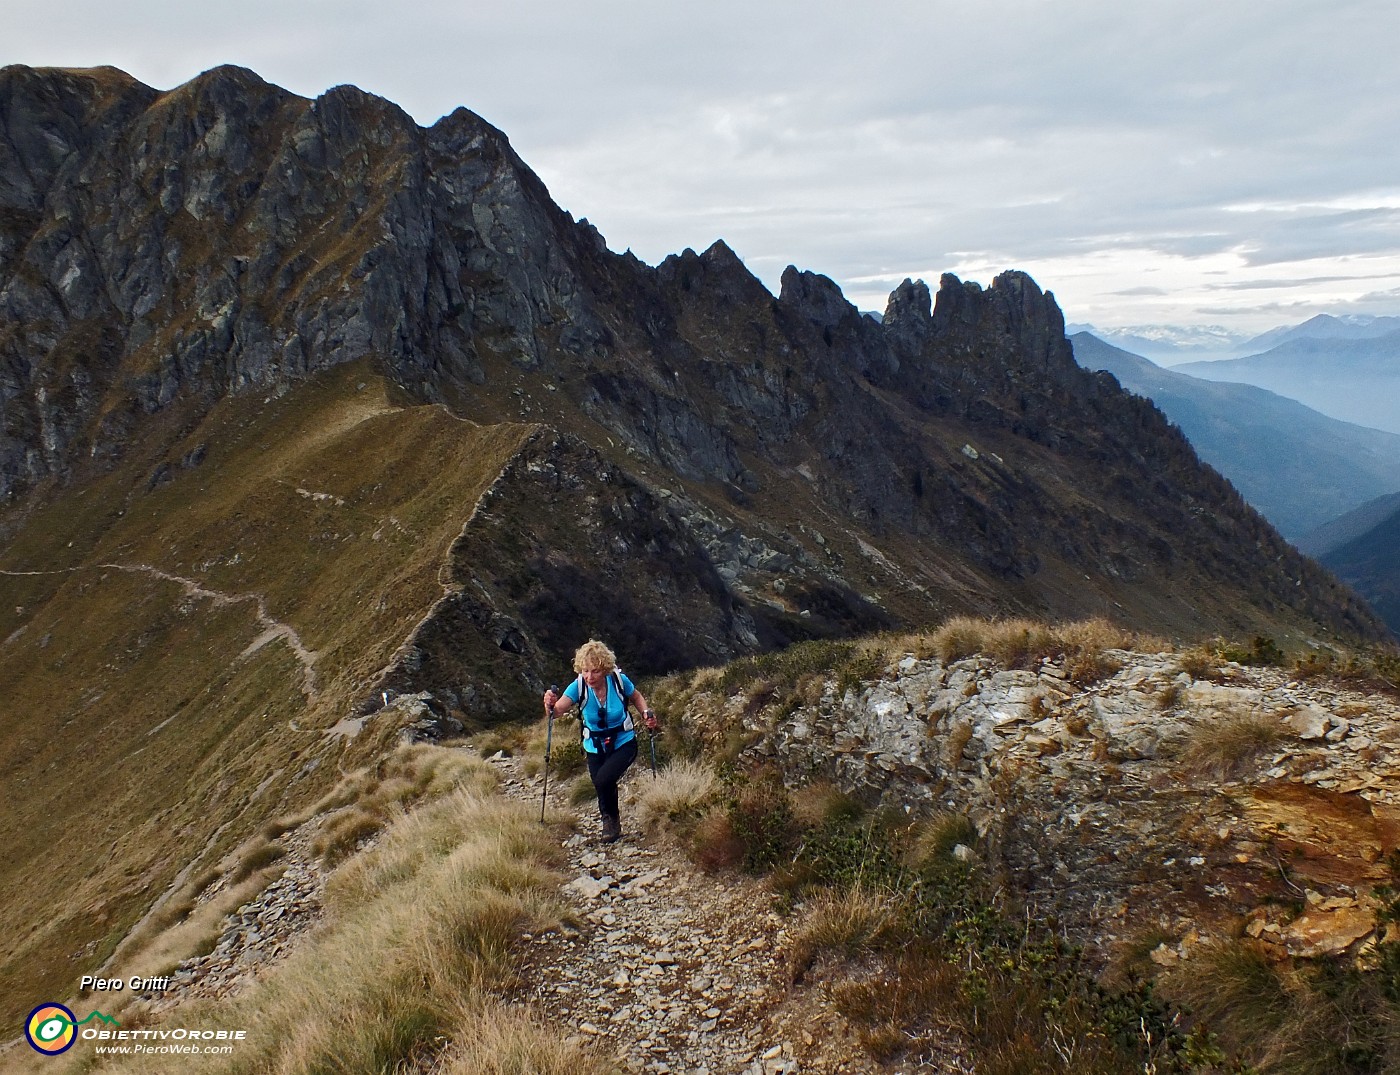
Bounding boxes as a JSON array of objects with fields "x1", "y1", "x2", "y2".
[{"x1": 572, "y1": 639, "x2": 618, "y2": 674}]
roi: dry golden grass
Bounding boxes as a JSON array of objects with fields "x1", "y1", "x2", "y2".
[
  {"x1": 226, "y1": 835, "x2": 287, "y2": 883},
  {"x1": 927, "y1": 616, "x2": 1144, "y2": 682},
  {"x1": 1177, "y1": 645, "x2": 1223, "y2": 680},
  {"x1": 308, "y1": 743, "x2": 498, "y2": 864},
  {"x1": 80, "y1": 785, "x2": 574, "y2": 1075},
  {"x1": 685, "y1": 665, "x2": 726, "y2": 691},
  {"x1": 944, "y1": 719, "x2": 975, "y2": 767},
  {"x1": 789, "y1": 780, "x2": 862, "y2": 830},
  {"x1": 908, "y1": 811, "x2": 979, "y2": 868},
  {"x1": 1161, "y1": 936, "x2": 1400, "y2": 1074},
  {"x1": 1160, "y1": 941, "x2": 1297, "y2": 1068},
  {"x1": 1179, "y1": 711, "x2": 1287, "y2": 779},
  {"x1": 470, "y1": 722, "x2": 533, "y2": 758},
  {"x1": 931, "y1": 615, "x2": 1003, "y2": 663},
  {"x1": 830, "y1": 944, "x2": 964, "y2": 1060},
  {"x1": 788, "y1": 887, "x2": 901, "y2": 983},
  {"x1": 76, "y1": 867, "x2": 288, "y2": 1030},
  {"x1": 310, "y1": 804, "x2": 384, "y2": 865},
  {"x1": 436, "y1": 1002, "x2": 620, "y2": 1074},
  {"x1": 73, "y1": 745, "x2": 500, "y2": 1040},
  {"x1": 688, "y1": 807, "x2": 747, "y2": 872},
  {"x1": 632, "y1": 759, "x2": 719, "y2": 833},
  {"x1": 569, "y1": 772, "x2": 598, "y2": 806}
]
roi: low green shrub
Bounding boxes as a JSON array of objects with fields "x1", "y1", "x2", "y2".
[{"x1": 1216, "y1": 635, "x2": 1287, "y2": 667}]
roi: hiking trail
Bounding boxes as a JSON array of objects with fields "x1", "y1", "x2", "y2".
[{"x1": 486, "y1": 754, "x2": 957, "y2": 1075}]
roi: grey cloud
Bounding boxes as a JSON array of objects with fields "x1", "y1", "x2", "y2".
[
  {"x1": 1204, "y1": 274, "x2": 1396, "y2": 292},
  {"x1": 9, "y1": 0, "x2": 1400, "y2": 331}
]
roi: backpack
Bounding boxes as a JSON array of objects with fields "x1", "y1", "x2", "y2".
[{"x1": 572, "y1": 670, "x2": 634, "y2": 754}]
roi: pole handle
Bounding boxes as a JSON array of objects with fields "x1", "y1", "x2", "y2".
[
  {"x1": 540, "y1": 684, "x2": 561, "y2": 824},
  {"x1": 545, "y1": 684, "x2": 562, "y2": 753}
]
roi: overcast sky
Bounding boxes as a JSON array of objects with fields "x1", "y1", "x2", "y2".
[{"x1": 10, "y1": 0, "x2": 1400, "y2": 337}]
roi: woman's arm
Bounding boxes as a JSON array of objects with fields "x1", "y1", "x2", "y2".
[{"x1": 629, "y1": 687, "x2": 658, "y2": 729}]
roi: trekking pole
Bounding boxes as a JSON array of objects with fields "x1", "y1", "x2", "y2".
[
  {"x1": 645, "y1": 708, "x2": 658, "y2": 777},
  {"x1": 540, "y1": 685, "x2": 559, "y2": 824}
]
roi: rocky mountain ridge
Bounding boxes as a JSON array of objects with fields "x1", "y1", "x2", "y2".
[{"x1": 1, "y1": 63, "x2": 1382, "y2": 653}]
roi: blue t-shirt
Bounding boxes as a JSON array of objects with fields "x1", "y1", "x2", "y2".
[{"x1": 564, "y1": 671, "x2": 637, "y2": 753}]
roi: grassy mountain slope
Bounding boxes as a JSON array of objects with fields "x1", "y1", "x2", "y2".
[
  {"x1": 0, "y1": 361, "x2": 543, "y2": 1024},
  {"x1": 1071, "y1": 332, "x2": 1400, "y2": 538}
]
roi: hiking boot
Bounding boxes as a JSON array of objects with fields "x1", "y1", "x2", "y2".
[{"x1": 600, "y1": 814, "x2": 622, "y2": 843}]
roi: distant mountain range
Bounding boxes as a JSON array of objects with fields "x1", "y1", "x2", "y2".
[
  {"x1": 1174, "y1": 331, "x2": 1400, "y2": 435},
  {"x1": 1065, "y1": 322, "x2": 1247, "y2": 362},
  {"x1": 1070, "y1": 312, "x2": 1400, "y2": 373},
  {"x1": 1236, "y1": 313, "x2": 1400, "y2": 354},
  {"x1": 1299, "y1": 492, "x2": 1400, "y2": 636},
  {"x1": 1070, "y1": 333, "x2": 1400, "y2": 540}
]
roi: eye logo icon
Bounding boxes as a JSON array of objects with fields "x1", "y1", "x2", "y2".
[{"x1": 26, "y1": 1003, "x2": 77, "y2": 1054}]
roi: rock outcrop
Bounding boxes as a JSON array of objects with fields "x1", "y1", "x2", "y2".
[{"x1": 724, "y1": 650, "x2": 1400, "y2": 965}]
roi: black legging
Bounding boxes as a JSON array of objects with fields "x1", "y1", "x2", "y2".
[{"x1": 586, "y1": 739, "x2": 638, "y2": 820}]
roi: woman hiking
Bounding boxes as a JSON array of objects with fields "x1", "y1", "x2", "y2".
[{"x1": 543, "y1": 640, "x2": 658, "y2": 843}]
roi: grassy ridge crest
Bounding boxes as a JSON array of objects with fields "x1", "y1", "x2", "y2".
[{"x1": 0, "y1": 361, "x2": 538, "y2": 1030}]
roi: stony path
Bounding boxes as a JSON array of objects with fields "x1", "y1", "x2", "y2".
[
  {"x1": 145, "y1": 828, "x2": 326, "y2": 1014},
  {"x1": 134, "y1": 750, "x2": 935, "y2": 1072},
  {"x1": 491, "y1": 756, "x2": 891, "y2": 1075},
  {"x1": 2, "y1": 560, "x2": 321, "y2": 695}
]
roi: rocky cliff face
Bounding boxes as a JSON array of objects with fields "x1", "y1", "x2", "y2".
[{"x1": 0, "y1": 63, "x2": 1388, "y2": 664}]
